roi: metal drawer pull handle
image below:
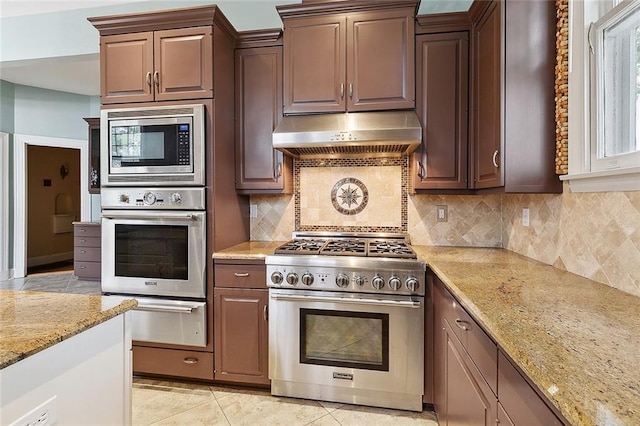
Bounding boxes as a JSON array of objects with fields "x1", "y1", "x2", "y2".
[
  {"x1": 135, "y1": 303, "x2": 198, "y2": 313},
  {"x1": 183, "y1": 357, "x2": 198, "y2": 365},
  {"x1": 102, "y1": 213, "x2": 198, "y2": 221},
  {"x1": 80, "y1": 250, "x2": 86, "y2": 254},
  {"x1": 263, "y1": 305, "x2": 268, "y2": 321},
  {"x1": 492, "y1": 150, "x2": 500, "y2": 168},
  {"x1": 340, "y1": 83, "x2": 344, "y2": 99},
  {"x1": 271, "y1": 293, "x2": 421, "y2": 308},
  {"x1": 146, "y1": 72, "x2": 151, "y2": 88},
  {"x1": 234, "y1": 272, "x2": 250, "y2": 277},
  {"x1": 349, "y1": 83, "x2": 353, "y2": 99},
  {"x1": 79, "y1": 229, "x2": 86, "y2": 232},
  {"x1": 79, "y1": 265, "x2": 86, "y2": 269},
  {"x1": 153, "y1": 71, "x2": 159, "y2": 88},
  {"x1": 79, "y1": 239, "x2": 86, "y2": 243},
  {"x1": 455, "y1": 318, "x2": 470, "y2": 331}
]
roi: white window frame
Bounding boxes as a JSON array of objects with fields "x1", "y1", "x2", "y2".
[{"x1": 561, "y1": 0, "x2": 640, "y2": 192}]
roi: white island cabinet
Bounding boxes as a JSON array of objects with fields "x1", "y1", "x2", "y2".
[{"x1": 0, "y1": 291, "x2": 136, "y2": 425}]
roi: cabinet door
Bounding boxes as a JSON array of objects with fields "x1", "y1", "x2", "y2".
[
  {"x1": 154, "y1": 27, "x2": 213, "y2": 101},
  {"x1": 414, "y1": 32, "x2": 469, "y2": 190},
  {"x1": 443, "y1": 320, "x2": 496, "y2": 426},
  {"x1": 235, "y1": 47, "x2": 291, "y2": 193},
  {"x1": 214, "y1": 288, "x2": 269, "y2": 385},
  {"x1": 346, "y1": 9, "x2": 415, "y2": 111},
  {"x1": 283, "y1": 16, "x2": 346, "y2": 113},
  {"x1": 100, "y1": 32, "x2": 154, "y2": 104},
  {"x1": 472, "y1": 0, "x2": 503, "y2": 189}
]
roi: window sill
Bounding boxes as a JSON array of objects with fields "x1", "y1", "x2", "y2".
[{"x1": 559, "y1": 167, "x2": 640, "y2": 192}]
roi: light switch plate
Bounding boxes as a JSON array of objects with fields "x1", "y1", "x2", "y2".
[{"x1": 522, "y1": 208, "x2": 530, "y2": 227}]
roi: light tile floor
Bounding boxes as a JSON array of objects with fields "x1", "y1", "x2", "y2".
[
  {"x1": 1, "y1": 272, "x2": 439, "y2": 425},
  {"x1": 132, "y1": 378, "x2": 438, "y2": 426}
]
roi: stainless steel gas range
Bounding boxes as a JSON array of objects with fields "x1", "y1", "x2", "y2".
[{"x1": 266, "y1": 232, "x2": 425, "y2": 412}]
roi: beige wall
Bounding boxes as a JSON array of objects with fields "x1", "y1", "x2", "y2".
[
  {"x1": 27, "y1": 145, "x2": 80, "y2": 264},
  {"x1": 250, "y1": 163, "x2": 640, "y2": 297}
]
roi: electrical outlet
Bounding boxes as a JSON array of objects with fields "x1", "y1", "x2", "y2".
[
  {"x1": 522, "y1": 208, "x2": 530, "y2": 227},
  {"x1": 250, "y1": 204, "x2": 258, "y2": 219},
  {"x1": 436, "y1": 205, "x2": 448, "y2": 222},
  {"x1": 10, "y1": 396, "x2": 57, "y2": 426}
]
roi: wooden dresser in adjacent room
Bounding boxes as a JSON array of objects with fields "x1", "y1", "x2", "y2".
[{"x1": 73, "y1": 222, "x2": 101, "y2": 280}]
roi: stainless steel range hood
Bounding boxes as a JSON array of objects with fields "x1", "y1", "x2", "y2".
[{"x1": 272, "y1": 111, "x2": 422, "y2": 158}]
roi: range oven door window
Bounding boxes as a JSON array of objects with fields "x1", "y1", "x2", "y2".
[
  {"x1": 109, "y1": 118, "x2": 192, "y2": 171},
  {"x1": 300, "y1": 308, "x2": 389, "y2": 371},
  {"x1": 115, "y1": 224, "x2": 188, "y2": 280}
]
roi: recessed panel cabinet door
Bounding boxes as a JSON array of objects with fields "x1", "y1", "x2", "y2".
[
  {"x1": 214, "y1": 288, "x2": 269, "y2": 385},
  {"x1": 413, "y1": 32, "x2": 469, "y2": 190},
  {"x1": 472, "y1": 1, "x2": 503, "y2": 189},
  {"x1": 347, "y1": 9, "x2": 414, "y2": 111},
  {"x1": 100, "y1": 32, "x2": 154, "y2": 104},
  {"x1": 235, "y1": 46, "x2": 291, "y2": 193},
  {"x1": 283, "y1": 16, "x2": 346, "y2": 114},
  {"x1": 154, "y1": 27, "x2": 213, "y2": 101}
]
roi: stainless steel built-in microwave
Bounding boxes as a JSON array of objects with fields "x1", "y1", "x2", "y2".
[{"x1": 101, "y1": 104, "x2": 205, "y2": 186}]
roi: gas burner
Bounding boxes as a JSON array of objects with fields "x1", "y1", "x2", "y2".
[
  {"x1": 320, "y1": 239, "x2": 367, "y2": 256},
  {"x1": 368, "y1": 240, "x2": 417, "y2": 259},
  {"x1": 274, "y1": 239, "x2": 327, "y2": 255}
]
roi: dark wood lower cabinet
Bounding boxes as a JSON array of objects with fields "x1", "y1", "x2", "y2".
[
  {"x1": 133, "y1": 346, "x2": 214, "y2": 381},
  {"x1": 442, "y1": 319, "x2": 497, "y2": 425}
]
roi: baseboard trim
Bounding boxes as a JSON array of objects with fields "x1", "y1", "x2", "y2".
[{"x1": 27, "y1": 251, "x2": 74, "y2": 267}]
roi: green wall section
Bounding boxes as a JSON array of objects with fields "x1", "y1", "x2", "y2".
[{"x1": 0, "y1": 80, "x2": 15, "y2": 133}]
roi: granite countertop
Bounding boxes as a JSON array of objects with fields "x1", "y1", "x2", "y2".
[
  {"x1": 0, "y1": 291, "x2": 137, "y2": 369},
  {"x1": 216, "y1": 241, "x2": 639, "y2": 425},
  {"x1": 414, "y1": 246, "x2": 639, "y2": 426},
  {"x1": 212, "y1": 241, "x2": 286, "y2": 260}
]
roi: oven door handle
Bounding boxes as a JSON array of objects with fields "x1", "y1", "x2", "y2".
[
  {"x1": 270, "y1": 293, "x2": 421, "y2": 308},
  {"x1": 135, "y1": 302, "x2": 201, "y2": 314},
  {"x1": 102, "y1": 213, "x2": 200, "y2": 221}
]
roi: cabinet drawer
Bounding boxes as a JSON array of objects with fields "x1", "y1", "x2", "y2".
[
  {"x1": 214, "y1": 263, "x2": 266, "y2": 289},
  {"x1": 74, "y1": 236, "x2": 101, "y2": 247},
  {"x1": 74, "y1": 224, "x2": 101, "y2": 238},
  {"x1": 133, "y1": 346, "x2": 214, "y2": 380},
  {"x1": 74, "y1": 261, "x2": 101, "y2": 279},
  {"x1": 498, "y1": 351, "x2": 563, "y2": 425},
  {"x1": 74, "y1": 246, "x2": 101, "y2": 262},
  {"x1": 435, "y1": 277, "x2": 497, "y2": 395}
]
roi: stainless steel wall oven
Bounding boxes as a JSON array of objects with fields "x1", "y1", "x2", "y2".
[
  {"x1": 102, "y1": 187, "x2": 207, "y2": 347},
  {"x1": 266, "y1": 233, "x2": 425, "y2": 412}
]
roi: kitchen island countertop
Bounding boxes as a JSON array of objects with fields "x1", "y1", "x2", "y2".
[
  {"x1": 0, "y1": 291, "x2": 137, "y2": 369},
  {"x1": 214, "y1": 241, "x2": 639, "y2": 425}
]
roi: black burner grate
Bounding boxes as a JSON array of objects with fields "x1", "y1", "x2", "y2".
[
  {"x1": 320, "y1": 239, "x2": 368, "y2": 256},
  {"x1": 368, "y1": 240, "x2": 417, "y2": 259}
]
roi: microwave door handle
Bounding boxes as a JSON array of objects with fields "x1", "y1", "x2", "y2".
[{"x1": 270, "y1": 293, "x2": 421, "y2": 309}]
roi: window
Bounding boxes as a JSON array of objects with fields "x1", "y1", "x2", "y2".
[
  {"x1": 591, "y1": 0, "x2": 640, "y2": 171},
  {"x1": 563, "y1": 0, "x2": 640, "y2": 192}
]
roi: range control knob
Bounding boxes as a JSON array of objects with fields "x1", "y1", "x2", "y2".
[
  {"x1": 119, "y1": 193, "x2": 130, "y2": 204},
  {"x1": 336, "y1": 273, "x2": 350, "y2": 288},
  {"x1": 406, "y1": 277, "x2": 419, "y2": 293},
  {"x1": 388, "y1": 275, "x2": 402, "y2": 291},
  {"x1": 354, "y1": 275, "x2": 366, "y2": 287},
  {"x1": 301, "y1": 273, "x2": 314, "y2": 286},
  {"x1": 371, "y1": 275, "x2": 385, "y2": 290},
  {"x1": 170, "y1": 192, "x2": 182, "y2": 204},
  {"x1": 270, "y1": 271, "x2": 283, "y2": 285},
  {"x1": 286, "y1": 272, "x2": 299, "y2": 286}
]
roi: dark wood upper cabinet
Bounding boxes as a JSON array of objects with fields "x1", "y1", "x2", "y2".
[
  {"x1": 470, "y1": 0, "x2": 561, "y2": 193},
  {"x1": 413, "y1": 31, "x2": 469, "y2": 191},
  {"x1": 89, "y1": 6, "x2": 236, "y2": 105},
  {"x1": 99, "y1": 27, "x2": 213, "y2": 104},
  {"x1": 83, "y1": 117, "x2": 101, "y2": 194},
  {"x1": 235, "y1": 41, "x2": 292, "y2": 194},
  {"x1": 280, "y1": 1, "x2": 416, "y2": 114}
]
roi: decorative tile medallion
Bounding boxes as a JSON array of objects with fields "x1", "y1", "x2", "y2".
[{"x1": 331, "y1": 177, "x2": 369, "y2": 215}]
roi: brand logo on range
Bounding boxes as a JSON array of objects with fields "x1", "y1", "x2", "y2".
[{"x1": 333, "y1": 372, "x2": 354, "y2": 381}]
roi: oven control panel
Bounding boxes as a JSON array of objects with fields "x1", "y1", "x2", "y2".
[
  {"x1": 101, "y1": 187, "x2": 205, "y2": 210},
  {"x1": 265, "y1": 258, "x2": 425, "y2": 297}
]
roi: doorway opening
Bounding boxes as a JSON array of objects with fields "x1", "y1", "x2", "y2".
[{"x1": 14, "y1": 134, "x2": 90, "y2": 278}]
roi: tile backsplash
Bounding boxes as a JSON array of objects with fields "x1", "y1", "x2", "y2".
[{"x1": 250, "y1": 162, "x2": 640, "y2": 297}]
